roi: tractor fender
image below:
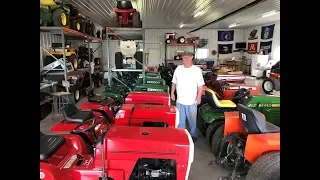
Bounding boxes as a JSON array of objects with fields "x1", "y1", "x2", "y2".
[
  {"x1": 198, "y1": 104, "x2": 224, "y2": 124},
  {"x1": 244, "y1": 133, "x2": 280, "y2": 164},
  {"x1": 40, "y1": 162, "x2": 70, "y2": 180}
]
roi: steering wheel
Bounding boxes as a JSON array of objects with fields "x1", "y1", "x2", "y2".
[
  {"x1": 232, "y1": 88, "x2": 250, "y2": 101},
  {"x1": 72, "y1": 116, "x2": 107, "y2": 141},
  {"x1": 218, "y1": 80, "x2": 229, "y2": 91}
]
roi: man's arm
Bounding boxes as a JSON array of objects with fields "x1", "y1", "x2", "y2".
[{"x1": 171, "y1": 69, "x2": 178, "y2": 99}]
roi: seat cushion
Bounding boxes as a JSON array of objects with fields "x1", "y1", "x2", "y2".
[
  {"x1": 262, "y1": 122, "x2": 280, "y2": 133},
  {"x1": 40, "y1": 135, "x2": 65, "y2": 160},
  {"x1": 218, "y1": 100, "x2": 237, "y2": 108},
  {"x1": 69, "y1": 111, "x2": 93, "y2": 123}
]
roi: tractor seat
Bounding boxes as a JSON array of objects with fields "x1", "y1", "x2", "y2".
[
  {"x1": 40, "y1": 132, "x2": 65, "y2": 161},
  {"x1": 88, "y1": 95, "x2": 106, "y2": 103},
  {"x1": 205, "y1": 89, "x2": 237, "y2": 109},
  {"x1": 238, "y1": 104, "x2": 280, "y2": 134},
  {"x1": 62, "y1": 104, "x2": 93, "y2": 123}
]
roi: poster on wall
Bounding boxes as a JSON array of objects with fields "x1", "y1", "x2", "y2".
[
  {"x1": 218, "y1": 44, "x2": 233, "y2": 54},
  {"x1": 247, "y1": 42, "x2": 258, "y2": 54},
  {"x1": 260, "y1": 41, "x2": 273, "y2": 53},
  {"x1": 261, "y1": 24, "x2": 275, "y2": 40},
  {"x1": 248, "y1": 29, "x2": 258, "y2": 40},
  {"x1": 218, "y1": 30, "x2": 234, "y2": 41}
]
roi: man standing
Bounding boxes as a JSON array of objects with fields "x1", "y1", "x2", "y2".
[{"x1": 171, "y1": 52, "x2": 205, "y2": 142}]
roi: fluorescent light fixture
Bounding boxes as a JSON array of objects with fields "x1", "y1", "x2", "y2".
[
  {"x1": 262, "y1": 10, "x2": 277, "y2": 18},
  {"x1": 228, "y1": 23, "x2": 237, "y2": 28},
  {"x1": 194, "y1": 11, "x2": 203, "y2": 17},
  {"x1": 179, "y1": 24, "x2": 185, "y2": 28}
]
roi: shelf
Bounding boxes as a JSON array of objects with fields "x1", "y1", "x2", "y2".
[
  {"x1": 167, "y1": 43, "x2": 195, "y2": 46},
  {"x1": 40, "y1": 27, "x2": 103, "y2": 42},
  {"x1": 45, "y1": 68, "x2": 90, "y2": 76},
  {"x1": 111, "y1": 69, "x2": 143, "y2": 72}
]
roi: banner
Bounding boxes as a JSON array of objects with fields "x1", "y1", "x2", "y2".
[
  {"x1": 261, "y1": 24, "x2": 275, "y2": 40},
  {"x1": 218, "y1": 44, "x2": 233, "y2": 54},
  {"x1": 247, "y1": 42, "x2": 258, "y2": 54},
  {"x1": 260, "y1": 41, "x2": 273, "y2": 53},
  {"x1": 248, "y1": 29, "x2": 258, "y2": 40},
  {"x1": 218, "y1": 30, "x2": 234, "y2": 41}
]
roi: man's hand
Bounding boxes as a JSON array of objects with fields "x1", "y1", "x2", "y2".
[
  {"x1": 196, "y1": 96, "x2": 201, "y2": 105},
  {"x1": 171, "y1": 94, "x2": 176, "y2": 101}
]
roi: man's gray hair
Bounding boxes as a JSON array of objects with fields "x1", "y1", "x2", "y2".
[{"x1": 182, "y1": 51, "x2": 194, "y2": 57}]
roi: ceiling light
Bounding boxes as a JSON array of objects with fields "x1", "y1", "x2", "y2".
[
  {"x1": 180, "y1": 24, "x2": 185, "y2": 28},
  {"x1": 194, "y1": 11, "x2": 203, "y2": 17},
  {"x1": 228, "y1": 23, "x2": 237, "y2": 28},
  {"x1": 262, "y1": 10, "x2": 277, "y2": 18}
]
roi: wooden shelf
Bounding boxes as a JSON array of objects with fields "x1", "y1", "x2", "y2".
[{"x1": 167, "y1": 43, "x2": 195, "y2": 46}]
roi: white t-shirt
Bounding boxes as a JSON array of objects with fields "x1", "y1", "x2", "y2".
[{"x1": 172, "y1": 65, "x2": 205, "y2": 105}]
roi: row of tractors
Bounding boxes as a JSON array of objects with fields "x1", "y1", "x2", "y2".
[{"x1": 40, "y1": 61, "x2": 280, "y2": 180}]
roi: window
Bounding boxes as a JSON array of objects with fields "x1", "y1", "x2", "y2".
[{"x1": 196, "y1": 48, "x2": 209, "y2": 59}]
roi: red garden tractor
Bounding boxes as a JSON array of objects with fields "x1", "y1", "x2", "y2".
[
  {"x1": 110, "y1": 0, "x2": 142, "y2": 28},
  {"x1": 212, "y1": 104, "x2": 280, "y2": 180},
  {"x1": 262, "y1": 61, "x2": 280, "y2": 94},
  {"x1": 40, "y1": 123, "x2": 194, "y2": 180}
]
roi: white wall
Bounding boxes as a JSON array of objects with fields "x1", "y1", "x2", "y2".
[{"x1": 245, "y1": 21, "x2": 280, "y2": 60}]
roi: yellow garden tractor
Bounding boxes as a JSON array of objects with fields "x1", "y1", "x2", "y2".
[{"x1": 40, "y1": 0, "x2": 70, "y2": 27}]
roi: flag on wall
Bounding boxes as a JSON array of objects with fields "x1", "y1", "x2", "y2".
[
  {"x1": 218, "y1": 30, "x2": 234, "y2": 41},
  {"x1": 247, "y1": 42, "x2": 258, "y2": 54},
  {"x1": 218, "y1": 44, "x2": 233, "y2": 54},
  {"x1": 260, "y1": 41, "x2": 273, "y2": 53},
  {"x1": 248, "y1": 29, "x2": 258, "y2": 40},
  {"x1": 261, "y1": 24, "x2": 275, "y2": 40}
]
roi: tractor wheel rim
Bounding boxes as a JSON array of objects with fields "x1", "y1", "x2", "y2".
[
  {"x1": 61, "y1": 13, "x2": 67, "y2": 26},
  {"x1": 264, "y1": 81, "x2": 273, "y2": 91},
  {"x1": 166, "y1": 40, "x2": 170, "y2": 43},
  {"x1": 180, "y1": 38, "x2": 185, "y2": 43},
  {"x1": 75, "y1": 90, "x2": 80, "y2": 100},
  {"x1": 76, "y1": 23, "x2": 80, "y2": 30}
]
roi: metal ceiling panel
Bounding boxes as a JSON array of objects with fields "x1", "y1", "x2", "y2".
[{"x1": 61, "y1": 0, "x2": 279, "y2": 29}]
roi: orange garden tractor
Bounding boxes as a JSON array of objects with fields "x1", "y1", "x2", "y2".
[{"x1": 211, "y1": 104, "x2": 280, "y2": 180}]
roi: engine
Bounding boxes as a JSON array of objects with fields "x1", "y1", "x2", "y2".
[{"x1": 130, "y1": 158, "x2": 176, "y2": 180}]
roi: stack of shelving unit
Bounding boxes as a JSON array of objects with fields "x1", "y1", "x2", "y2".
[{"x1": 105, "y1": 27, "x2": 146, "y2": 87}]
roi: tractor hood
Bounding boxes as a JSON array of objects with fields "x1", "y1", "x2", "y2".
[
  {"x1": 248, "y1": 95, "x2": 280, "y2": 107},
  {"x1": 125, "y1": 91, "x2": 170, "y2": 105}
]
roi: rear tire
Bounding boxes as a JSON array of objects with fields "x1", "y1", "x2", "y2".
[
  {"x1": 115, "y1": 52, "x2": 123, "y2": 69},
  {"x1": 262, "y1": 77, "x2": 280, "y2": 94},
  {"x1": 110, "y1": 11, "x2": 119, "y2": 27},
  {"x1": 211, "y1": 124, "x2": 225, "y2": 156},
  {"x1": 132, "y1": 12, "x2": 141, "y2": 28},
  {"x1": 52, "y1": 8, "x2": 68, "y2": 27},
  {"x1": 245, "y1": 152, "x2": 280, "y2": 180},
  {"x1": 205, "y1": 121, "x2": 224, "y2": 146}
]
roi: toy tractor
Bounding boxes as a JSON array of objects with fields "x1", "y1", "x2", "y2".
[
  {"x1": 197, "y1": 88, "x2": 280, "y2": 155},
  {"x1": 40, "y1": 0, "x2": 70, "y2": 27},
  {"x1": 165, "y1": 32, "x2": 186, "y2": 44},
  {"x1": 262, "y1": 61, "x2": 280, "y2": 94},
  {"x1": 115, "y1": 40, "x2": 144, "y2": 69},
  {"x1": 110, "y1": 0, "x2": 142, "y2": 28},
  {"x1": 41, "y1": 122, "x2": 194, "y2": 180},
  {"x1": 212, "y1": 104, "x2": 280, "y2": 180}
]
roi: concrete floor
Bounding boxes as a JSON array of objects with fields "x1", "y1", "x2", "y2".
[{"x1": 40, "y1": 76, "x2": 265, "y2": 180}]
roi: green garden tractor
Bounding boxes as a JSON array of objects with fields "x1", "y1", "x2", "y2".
[
  {"x1": 40, "y1": 0, "x2": 70, "y2": 27},
  {"x1": 197, "y1": 88, "x2": 280, "y2": 155}
]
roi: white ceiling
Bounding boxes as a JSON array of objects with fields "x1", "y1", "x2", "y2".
[{"x1": 61, "y1": 0, "x2": 280, "y2": 29}]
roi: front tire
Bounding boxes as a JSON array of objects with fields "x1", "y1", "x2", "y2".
[
  {"x1": 205, "y1": 120, "x2": 224, "y2": 146},
  {"x1": 52, "y1": 8, "x2": 67, "y2": 27},
  {"x1": 262, "y1": 77, "x2": 280, "y2": 94}
]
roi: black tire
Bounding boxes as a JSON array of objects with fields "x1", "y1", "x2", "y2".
[
  {"x1": 77, "y1": 17, "x2": 85, "y2": 33},
  {"x1": 135, "y1": 51, "x2": 143, "y2": 69},
  {"x1": 177, "y1": 36, "x2": 186, "y2": 43},
  {"x1": 70, "y1": 19, "x2": 77, "y2": 30},
  {"x1": 68, "y1": 55, "x2": 78, "y2": 70},
  {"x1": 110, "y1": 11, "x2": 119, "y2": 27},
  {"x1": 211, "y1": 124, "x2": 225, "y2": 156},
  {"x1": 165, "y1": 38, "x2": 171, "y2": 44},
  {"x1": 132, "y1": 12, "x2": 141, "y2": 28},
  {"x1": 96, "y1": 30, "x2": 101, "y2": 38},
  {"x1": 71, "y1": 88, "x2": 80, "y2": 103},
  {"x1": 262, "y1": 77, "x2": 280, "y2": 94},
  {"x1": 115, "y1": 52, "x2": 123, "y2": 69},
  {"x1": 140, "y1": 20, "x2": 143, "y2": 28},
  {"x1": 245, "y1": 152, "x2": 280, "y2": 180},
  {"x1": 205, "y1": 120, "x2": 224, "y2": 146},
  {"x1": 197, "y1": 115, "x2": 206, "y2": 136},
  {"x1": 52, "y1": 8, "x2": 68, "y2": 27},
  {"x1": 91, "y1": 23, "x2": 96, "y2": 36},
  {"x1": 117, "y1": 0, "x2": 133, "y2": 9}
]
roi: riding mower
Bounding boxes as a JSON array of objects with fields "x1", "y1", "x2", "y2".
[
  {"x1": 109, "y1": 0, "x2": 142, "y2": 28},
  {"x1": 40, "y1": 0, "x2": 69, "y2": 27},
  {"x1": 262, "y1": 61, "x2": 280, "y2": 94},
  {"x1": 197, "y1": 88, "x2": 280, "y2": 155},
  {"x1": 40, "y1": 119, "x2": 193, "y2": 180},
  {"x1": 212, "y1": 104, "x2": 280, "y2": 180}
]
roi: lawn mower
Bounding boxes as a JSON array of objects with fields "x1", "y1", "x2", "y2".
[
  {"x1": 40, "y1": 0, "x2": 70, "y2": 27},
  {"x1": 262, "y1": 61, "x2": 280, "y2": 94},
  {"x1": 212, "y1": 104, "x2": 280, "y2": 180},
  {"x1": 110, "y1": 0, "x2": 142, "y2": 28},
  {"x1": 115, "y1": 40, "x2": 143, "y2": 69},
  {"x1": 40, "y1": 123, "x2": 194, "y2": 180},
  {"x1": 165, "y1": 32, "x2": 186, "y2": 44},
  {"x1": 197, "y1": 88, "x2": 280, "y2": 155}
]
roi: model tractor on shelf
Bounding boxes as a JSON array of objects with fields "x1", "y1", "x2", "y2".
[
  {"x1": 165, "y1": 32, "x2": 186, "y2": 44},
  {"x1": 40, "y1": 0, "x2": 70, "y2": 27},
  {"x1": 197, "y1": 88, "x2": 280, "y2": 155},
  {"x1": 110, "y1": 0, "x2": 142, "y2": 28},
  {"x1": 262, "y1": 61, "x2": 280, "y2": 94},
  {"x1": 212, "y1": 104, "x2": 280, "y2": 180},
  {"x1": 115, "y1": 40, "x2": 143, "y2": 69}
]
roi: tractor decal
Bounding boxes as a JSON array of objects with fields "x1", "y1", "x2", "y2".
[
  {"x1": 63, "y1": 154, "x2": 77, "y2": 169},
  {"x1": 147, "y1": 88, "x2": 164, "y2": 92},
  {"x1": 146, "y1": 81, "x2": 160, "y2": 84},
  {"x1": 40, "y1": 172, "x2": 45, "y2": 179},
  {"x1": 248, "y1": 104, "x2": 280, "y2": 108}
]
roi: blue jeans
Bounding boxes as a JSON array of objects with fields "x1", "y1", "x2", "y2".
[{"x1": 176, "y1": 103, "x2": 197, "y2": 137}]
